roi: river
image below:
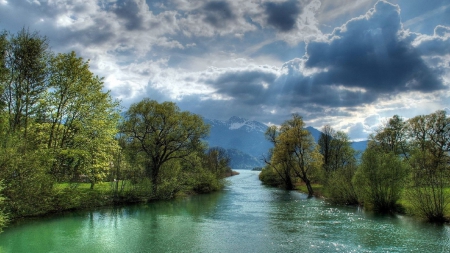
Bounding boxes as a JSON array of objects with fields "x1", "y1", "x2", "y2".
[{"x1": 0, "y1": 170, "x2": 449, "y2": 252}]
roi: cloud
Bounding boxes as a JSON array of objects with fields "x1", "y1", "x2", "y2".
[
  {"x1": 264, "y1": 0, "x2": 302, "y2": 32},
  {"x1": 305, "y1": 1, "x2": 444, "y2": 94},
  {"x1": 112, "y1": 0, "x2": 146, "y2": 30},
  {"x1": 202, "y1": 1, "x2": 235, "y2": 28},
  {"x1": 413, "y1": 25, "x2": 450, "y2": 55},
  {"x1": 206, "y1": 68, "x2": 278, "y2": 104}
]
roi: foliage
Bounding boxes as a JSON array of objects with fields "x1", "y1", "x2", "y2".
[
  {"x1": 321, "y1": 130, "x2": 359, "y2": 204},
  {"x1": 404, "y1": 110, "x2": 450, "y2": 222},
  {"x1": 264, "y1": 114, "x2": 323, "y2": 196},
  {"x1": 318, "y1": 125, "x2": 334, "y2": 173},
  {"x1": 0, "y1": 181, "x2": 7, "y2": 233},
  {"x1": 203, "y1": 147, "x2": 232, "y2": 177},
  {"x1": 120, "y1": 99, "x2": 210, "y2": 196},
  {"x1": 259, "y1": 167, "x2": 284, "y2": 187},
  {"x1": 353, "y1": 148, "x2": 409, "y2": 213},
  {"x1": 326, "y1": 164, "x2": 358, "y2": 205}
]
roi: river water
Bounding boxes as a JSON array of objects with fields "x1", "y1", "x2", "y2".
[{"x1": 0, "y1": 170, "x2": 449, "y2": 252}]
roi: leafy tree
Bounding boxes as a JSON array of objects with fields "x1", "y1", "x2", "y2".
[
  {"x1": 265, "y1": 114, "x2": 323, "y2": 196},
  {"x1": 120, "y1": 99, "x2": 210, "y2": 196},
  {"x1": 43, "y1": 51, "x2": 120, "y2": 187},
  {"x1": 203, "y1": 147, "x2": 231, "y2": 176},
  {"x1": 263, "y1": 125, "x2": 294, "y2": 190},
  {"x1": 353, "y1": 148, "x2": 409, "y2": 213},
  {"x1": 0, "y1": 181, "x2": 7, "y2": 233},
  {"x1": 405, "y1": 110, "x2": 450, "y2": 222},
  {"x1": 323, "y1": 131, "x2": 358, "y2": 204},
  {"x1": 2, "y1": 28, "x2": 50, "y2": 136},
  {"x1": 0, "y1": 31, "x2": 8, "y2": 109},
  {"x1": 318, "y1": 125, "x2": 334, "y2": 172},
  {"x1": 369, "y1": 115, "x2": 408, "y2": 156},
  {"x1": 327, "y1": 163, "x2": 358, "y2": 205}
]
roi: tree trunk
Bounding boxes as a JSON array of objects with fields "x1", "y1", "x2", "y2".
[{"x1": 305, "y1": 179, "x2": 314, "y2": 198}]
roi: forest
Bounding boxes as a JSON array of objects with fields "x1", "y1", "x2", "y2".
[
  {"x1": 0, "y1": 29, "x2": 232, "y2": 232},
  {"x1": 260, "y1": 112, "x2": 450, "y2": 222}
]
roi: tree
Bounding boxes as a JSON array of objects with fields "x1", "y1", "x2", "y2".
[
  {"x1": 263, "y1": 125, "x2": 294, "y2": 190},
  {"x1": 318, "y1": 125, "x2": 334, "y2": 172},
  {"x1": 0, "y1": 31, "x2": 8, "y2": 110},
  {"x1": 369, "y1": 115, "x2": 408, "y2": 156},
  {"x1": 120, "y1": 99, "x2": 210, "y2": 196},
  {"x1": 323, "y1": 131, "x2": 358, "y2": 205},
  {"x1": 353, "y1": 148, "x2": 409, "y2": 213},
  {"x1": 42, "y1": 51, "x2": 120, "y2": 187},
  {"x1": 0, "y1": 181, "x2": 7, "y2": 233},
  {"x1": 405, "y1": 110, "x2": 450, "y2": 222},
  {"x1": 265, "y1": 114, "x2": 323, "y2": 196},
  {"x1": 2, "y1": 28, "x2": 50, "y2": 136},
  {"x1": 204, "y1": 147, "x2": 231, "y2": 176}
]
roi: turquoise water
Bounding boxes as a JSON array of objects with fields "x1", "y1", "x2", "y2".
[{"x1": 1, "y1": 170, "x2": 449, "y2": 252}]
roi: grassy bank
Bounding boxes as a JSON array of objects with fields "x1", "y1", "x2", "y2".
[{"x1": 295, "y1": 182, "x2": 450, "y2": 221}]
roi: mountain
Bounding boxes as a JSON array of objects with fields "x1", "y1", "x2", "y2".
[
  {"x1": 203, "y1": 116, "x2": 272, "y2": 160},
  {"x1": 203, "y1": 116, "x2": 368, "y2": 169},
  {"x1": 225, "y1": 149, "x2": 263, "y2": 170},
  {"x1": 351, "y1": 140, "x2": 368, "y2": 153},
  {"x1": 305, "y1": 126, "x2": 323, "y2": 143}
]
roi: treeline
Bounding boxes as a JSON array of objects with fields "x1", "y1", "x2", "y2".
[
  {"x1": 260, "y1": 112, "x2": 450, "y2": 222},
  {"x1": 0, "y1": 29, "x2": 231, "y2": 232}
]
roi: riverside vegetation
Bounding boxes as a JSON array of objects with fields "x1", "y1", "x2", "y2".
[
  {"x1": 260, "y1": 112, "x2": 450, "y2": 223},
  {"x1": 0, "y1": 29, "x2": 233, "y2": 232}
]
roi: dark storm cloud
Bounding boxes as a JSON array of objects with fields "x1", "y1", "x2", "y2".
[
  {"x1": 305, "y1": 1, "x2": 444, "y2": 93},
  {"x1": 202, "y1": 1, "x2": 235, "y2": 28},
  {"x1": 264, "y1": 0, "x2": 302, "y2": 32},
  {"x1": 113, "y1": 1, "x2": 145, "y2": 30},
  {"x1": 270, "y1": 71, "x2": 378, "y2": 108},
  {"x1": 205, "y1": 70, "x2": 277, "y2": 104}
]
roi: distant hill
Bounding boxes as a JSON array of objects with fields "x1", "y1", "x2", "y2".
[{"x1": 203, "y1": 116, "x2": 367, "y2": 169}]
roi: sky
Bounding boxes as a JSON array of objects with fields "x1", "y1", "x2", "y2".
[{"x1": 1, "y1": 0, "x2": 449, "y2": 140}]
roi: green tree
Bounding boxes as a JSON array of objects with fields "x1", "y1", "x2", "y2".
[
  {"x1": 3, "y1": 28, "x2": 50, "y2": 136},
  {"x1": 263, "y1": 125, "x2": 295, "y2": 190},
  {"x1": 204, "y1": 147, "x2": 231, "y2": 176},
  {"x1": 265, "y1": 114, "x2": 323, "y2": 197},
  {"x1": 405, "y1": 110, "x2": 450, "y2": 222},
  {"x1": 369, "y1": 115, "x2": 408, "y2": 156},
  {"x1": 318, "y1": 125, "x2": 334, "y2": 172},
  {"x1": 0, "y1": 181, "x2": 7, "y2": 233},
  {"x1": 323, "y1": 131, "x2": 358, "y2": 205},
  {"x1": 43, "y1": 51, "x2": 120, "y2": 187},
  {"x1": 353, "y1": 148, "x2": 409, "y2": 213},
  {"x1": 0, "y1": 31, "x2": 8, "y2": 109},
  {"x1": 120, "y1": 99, "x2": 210, "y2": 196}
]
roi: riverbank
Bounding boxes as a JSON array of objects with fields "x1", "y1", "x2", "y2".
[
  {"x1": 3, "y1": 170, "x2": 241, "y2": 229},
  {"x1": 295, "y1": 182, "x2": 450, "y2": 223},
  {"x1": 2, "y1": 169, "x2": 449, "y2": 253}
]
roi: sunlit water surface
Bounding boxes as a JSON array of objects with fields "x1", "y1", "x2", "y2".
[{"x1": 1, "y1": 170, "x2": 449, "y2": 252}]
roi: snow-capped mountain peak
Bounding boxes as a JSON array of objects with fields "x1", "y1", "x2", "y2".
[{"x1": 226, "y1": 116, "x2": 268, "y2": 133}]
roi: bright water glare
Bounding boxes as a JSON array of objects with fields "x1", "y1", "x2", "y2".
[{"x1": 1, "y1": 170, "x2": 449, "y2": 252}]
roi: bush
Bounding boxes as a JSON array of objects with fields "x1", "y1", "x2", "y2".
[
  {"x1": 326, "y1": 165, "x2": 358, "y2": 205},
  {"x1": 259, "y1": 168, "x2": 283, "y2": 187},
  {"x1": 353, "y1": 149, "x2": 409, "y2": 213}
]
